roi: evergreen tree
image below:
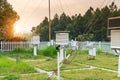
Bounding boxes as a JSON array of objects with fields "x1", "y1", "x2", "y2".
[
  {"x1": 36, "y1": 17, "x2": 49, "y2": 41},
  {"x1": 32, "y1": 2, "x2": 120, "y2": 41},
  {"x1": 51, "y1": 14, "x2": 59, "y2": 39}
]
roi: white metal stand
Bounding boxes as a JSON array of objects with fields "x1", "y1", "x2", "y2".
[
  {"x1": 118, "y1": 55, "x2": 120, "y2": 77},
  {"x1": 57, "y1": 51, "x2": 60, "y2": 80},
  {"x1": 60, "y1": 47, "x2": 64, "y2": 62},
  {"x1": 33, "y1": 46, "x2": 37, "y2": 56},
  {"x1": 57, "y1": 46, "x2": 65, "y2": 80}
]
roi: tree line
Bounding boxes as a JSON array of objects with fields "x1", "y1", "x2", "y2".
[
  {"x1": 0, "y1": 0, "x2": 19, "y2": 41},
  {"x1": 0, "y1": 1, "x2": 120, "y2": 42},
  {"x1": 32, "y1": 2, "x2": 120, "y2": 41}
]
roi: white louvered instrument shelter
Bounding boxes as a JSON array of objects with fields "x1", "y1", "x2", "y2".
[
  {"x1": 111, "y1": 30, "x2": 120, "y2": 49},
  {"x1": 55, "y1": 31, "x2": 69, "y2": 45}
]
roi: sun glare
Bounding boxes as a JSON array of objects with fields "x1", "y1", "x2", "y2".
[{"x1": 14, "y1": 23, "x2": 22, "y2": 34}]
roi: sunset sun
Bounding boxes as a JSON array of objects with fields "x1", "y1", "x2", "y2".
[{"x1": 14, "y1": 22, "x2": 22, "y2": 34}]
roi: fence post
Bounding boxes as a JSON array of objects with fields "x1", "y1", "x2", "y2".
[
  {"x1": 57, "y1": 51, "x2": 60, "y2": 80},
  {"x1": 10, "y1": 42, "x2": 12, "y2": 51},
  {"x1": 2, "y1": 41, "x2": 4, "y2": 52},
  {"x1": 8, "y1": 42, "x2": 9, "y2": 51},
  {"x1": 0, "y1": 41, "x2": 1, "y2": 51},
  {"x1": 99, "y1": 41, "x2": 102, "y2": 50},
  {"x1": 33, "y1": 45, "x2": 37, "y2": 56}
]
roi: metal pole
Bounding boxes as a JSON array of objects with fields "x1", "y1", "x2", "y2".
[
  {"x1": 118, "y1": 55, "x2": 120, "y2": 77},
  {"x1": 57, "y1": 51, "x2": 60, "y2": 80},
  {"x1": 34, "y1": 45, "x2": 37, "y2": 56},
  {"x1": 48, "y1": 0, "x2": 51, "y2": 41}
]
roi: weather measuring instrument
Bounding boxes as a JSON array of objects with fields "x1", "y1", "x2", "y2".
[{"x1": 108, "y1": 16, "x2": 120, "y2": 77}]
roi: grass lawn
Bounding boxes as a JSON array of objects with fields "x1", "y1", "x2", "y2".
[
  {"x1": 61, "y1": 68, "x2": 120, "y2": 80},
  {"x1": 0, "y1": 52, "x2": 47, "y2": 60},
  {"x1": 0, "y1": 73, "x2": 48, "y2": 80},
  {"x1": 0, "y1": 49, "x2": 119, "y2": 80},
  {"x1": 0, "y1": 55, "x2": 36, "y2": 76},
  {"x1": 27, "y1": 57, "x2": 89, "y2": 71},
  {"x1": 27, "y1": 50, "x2": 118, "y2": 71},
  {"x1": 20, "y1": 73, "x2": 48, "y2": 80},
  {"x1": 73, "y1": 51, "x2": 118, "y2": 71}
]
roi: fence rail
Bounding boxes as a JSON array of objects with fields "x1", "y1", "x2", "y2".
[
  {"x1": 79, "y1": 41, "x2": 112, "y2": 53},
  {"x1": 0, "y1": 41, "x2": 113, "y2": 53},
  {"x1": 0, "y1": 42, "x2": 30, "y2": 51}
]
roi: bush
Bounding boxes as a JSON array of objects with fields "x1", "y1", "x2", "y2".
[
  {"x1": 12, "y1": 46, "x2": 57, "y2": 58},
  {"x1": 80, "y1": 50, "x2": 88, "y2": 54},
  {"x1": 42, "y1": 46, "x2": 57, "y2": 57},
  {"x1": 13, "y1": 47, "x2": 27, "y2": 53},
  {"x1": 96, "y1": 49, "x2": 103, "y2": 55},
  {"x1": 13, "y1": 47, "x2": 42, "y2": 54},
  {"x1": 26, "y1": 47, "x2": 33, "y2": 53}
]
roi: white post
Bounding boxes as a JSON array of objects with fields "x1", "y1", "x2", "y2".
[
  {"x1": 9, "y1": 42, "x2": 10, "y2": 51},
  {"x1": 93, "y1": 48, "x2": 96, "y2": 56},
  {"x1": 11, "y1": 42, "x2": 13, "y2": 51},
  {"x1": 60, "y1": 47, "x2": 64, "y2": 63},
  {"x1": 33, "y1": 45, "x2": 37, "y2": 56},
  {"x1": 57, "y1": 51, "x2": 60, "y2": 80},
  {"x1": 3, "y1": 41, "x2": 4, "y2": 51},
  {"x1": 99, "y1": 41, "x2": 101, "y2": 50},
  {"x1": 1, "y1": 41, "x2": 2, "y2": 51},
  {"x1": 51, "y1": 40, "x2": 54, "y2": 46},
  {"x1": 118, "y1": 55, "x2": 120, "y2": 77},
  {"x1": 48, "y1": 42, "x2": 50, "y2": 46},
  {"x1": 89, "y1": 48, "x2": 93, "y2": 56}
]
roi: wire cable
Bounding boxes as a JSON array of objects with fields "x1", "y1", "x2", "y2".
[
  {"x1": 83, "y1": 0, "x2": 106, "y2": 36},
  {"x1": 62, "y1": 0, "x2": 72, "y2": 16},
  {"x1": 85, "y1": 0, "x2": 116, "y2": 35},
  {"x1": 22, "y1": 0, "x2": 44, "y2": 28},
  {"x1": 68, "y1": 0, "x2": 112, "y2": 66},
  {"x1": 20, "y1": 0, "x2": 31, "y2": 16},
  {"x1": 52, "y1": 0, "x2": 62, "y2": 16},
  {"x1": 58, "y1": 0, "x2": 64, "y2": 13}
]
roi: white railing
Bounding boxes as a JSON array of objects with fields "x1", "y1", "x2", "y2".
[
  {"x1": 0, "y1": 41, "x2": 30, "y2": 51},
  {"x1": 0, "y1": 41, "x2": 113, "y2": 53},
  {"x1": 0, "y1": 41, "x2": 51, "y2": 52},
  {"x1": 79, "y1": 41, "x2": 113, "y2": 53}
]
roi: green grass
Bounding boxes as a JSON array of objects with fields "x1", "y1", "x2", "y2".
[
  {"x1": 0, "y1": 46, "x2": 57, "y2": 60},
  {"x1": 21, "y1": 73, "x2": 48, "y2": 80},
  {"x1": 41, "y1": 46, "x2": 57, "y2": 57},
  {"x1": 28, "y1": 58, "x2": 57, "y2": 71},
  {"x1": 0, "y1": 73, "x2": 48, "y2": 80},
  {"x1": 0, "y1": 55, "x2": 36, "y2": 76},
  {"x1": 61, "y1": 68, "x2": 119, "y2": 80},
  {"x1": 27, "y1": 50, "x2": 118, "y2": 71},
  {"x1": 0, "y1": 52, "x2": 48, "y2": 60},
  {"x1": 0, "y1": 49, "x2": 119, "y2": 79},
  {"x1": 73, "y1": 50, "x2": 118, "y2": 71},
  {"x1": 27, "y1": 56, "x2": 89, "y2": 71}
]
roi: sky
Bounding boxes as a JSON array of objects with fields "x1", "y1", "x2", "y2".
[{"x1": 7, "y1": 0, "x2": 120, "y2": 33}]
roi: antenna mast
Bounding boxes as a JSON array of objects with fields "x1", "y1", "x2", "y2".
[{"x1": 48, "y1": 0, "x2": 51, "y2": 41}]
